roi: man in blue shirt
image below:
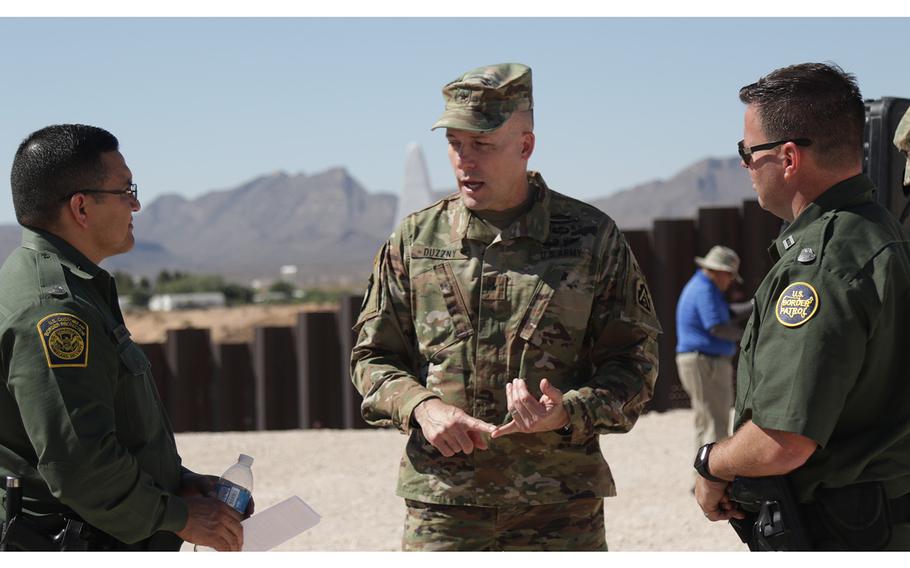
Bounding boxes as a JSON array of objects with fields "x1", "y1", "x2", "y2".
[{"x1": 676, "y1": 245, "x2": 744, "y2": 461}]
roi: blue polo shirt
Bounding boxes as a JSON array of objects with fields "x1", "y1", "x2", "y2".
[{"x1": 675, "y1": 270, "x2": 736, "y2": 356}]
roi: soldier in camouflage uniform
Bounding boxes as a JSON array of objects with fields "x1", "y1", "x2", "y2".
[{"x1": 351, "y1": 63, "x2": 660, "y2": 551}]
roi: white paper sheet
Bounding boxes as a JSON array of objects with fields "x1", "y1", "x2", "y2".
[{"x1": 241, "y1": 496, "x2": 321, "y2": 551}]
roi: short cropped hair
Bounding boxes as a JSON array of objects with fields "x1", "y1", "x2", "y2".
[
  {"x1": 11, "y1": 124, "x2": 119, "y2": 227},
  {"x1": 739, "y1": 62, "x2": 864, "y2": 169}
]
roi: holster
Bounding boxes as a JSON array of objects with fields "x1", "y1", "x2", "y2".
[
  {"x1": 3, "y1": 476, "x2": 128, "y2": 552},
  {"x1": 1, "y1": 516, "x2": 90, "y2": 551},
  {"x1": 729, "y1": 475, "x2": 813, "y2": 551},
  {"x1": 2, "y1": 476, "x2": 180, "y2": 552},
  {"x1": 1, "y1": 511, "x2": 180, "y2": 552}
]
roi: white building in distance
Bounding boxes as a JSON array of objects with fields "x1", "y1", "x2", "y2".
[{"x1": 148, "y1": 292, "x2": 226, "y2": 312}]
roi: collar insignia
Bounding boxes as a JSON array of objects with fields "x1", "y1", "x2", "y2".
[{"x1": 797, "y1": 248, "x2": 817, "y2": 263}]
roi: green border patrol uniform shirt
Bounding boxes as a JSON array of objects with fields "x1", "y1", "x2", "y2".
[
  {"x1": 0, "y1": 228, "x2": 188, "y2": 545},
  {"x1": 735, "y1": 174, "x2": 910, "y2": 503},
  {"x1": 352, "y1": 172, "x2": 661, "y2": 507}
]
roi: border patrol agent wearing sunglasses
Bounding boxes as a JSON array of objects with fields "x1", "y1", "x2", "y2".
[{"x1": 693, "y1": 63, "x2": 910, "y2": 551}]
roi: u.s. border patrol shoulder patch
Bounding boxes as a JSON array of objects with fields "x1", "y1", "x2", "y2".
[
  {"x1": 775, "y1": 282, "x2": 819, "y2": 328},
  {"x1": 36, "y1": 313, "x2": 89, "y2": 368}
]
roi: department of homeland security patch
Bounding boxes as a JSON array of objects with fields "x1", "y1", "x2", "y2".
[
  {"x1": 36, "y1": 313, "x2": 89, "y2": 368},
  {"x1": 775, "y1": 282, "x2": 819, "y2": 328}
]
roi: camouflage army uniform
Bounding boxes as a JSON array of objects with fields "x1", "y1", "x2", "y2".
[
  {"x1": 351, "y1": 170, "x2": 660, "y2": 548},
  {"x1": 0, "y1": 228, "x2": 187, "y2": 550}
]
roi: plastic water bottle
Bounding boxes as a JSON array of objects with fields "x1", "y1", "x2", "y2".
[{"x1": 216, "y1": 454, "x2": 253, "y2": 514}]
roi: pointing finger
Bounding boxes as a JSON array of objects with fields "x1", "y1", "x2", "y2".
[
  {"x1": 460, "y1": 415, "x2": 497, "y2": 433},
  {"x1": 491, "y1": 420, "x2": 520, "y2": 439}
]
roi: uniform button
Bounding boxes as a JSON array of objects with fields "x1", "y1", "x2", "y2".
[{"x1": 49, "y1": 285, "x2": 67, "y2": 297}]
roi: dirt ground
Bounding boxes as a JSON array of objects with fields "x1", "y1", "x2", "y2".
[
  {"x1": 174, "y1": 408, "x2": 746, "y2": 552},
  {"x1": 128, "y1": 306, "x2": 744, "y2": 552}
]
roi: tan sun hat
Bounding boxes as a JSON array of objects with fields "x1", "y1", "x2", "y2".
[{"x1": 696, "y1": 245, "x2": 743, "y2": 283}]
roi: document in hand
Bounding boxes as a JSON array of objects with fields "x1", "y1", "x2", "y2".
[{"x1": 241, "y1": 496, "x2": 321, "y2": 551}]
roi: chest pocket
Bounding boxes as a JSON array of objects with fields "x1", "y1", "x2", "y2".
[
  {"x1": 514, "y1": 265, "x2": 590, "y2": 381},
  {"x1": 116, "y1": 340, "x2": 157, "y2": 442},
  {"x1": 411, "y1": 262, "x2": 474, "y2": 363}
]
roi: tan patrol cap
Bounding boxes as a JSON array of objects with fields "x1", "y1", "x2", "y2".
[{"x1": 431, "y1": 63, "x2": 533, "y2": 132}]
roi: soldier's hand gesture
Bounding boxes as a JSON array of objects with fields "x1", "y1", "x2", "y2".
[
  {"x1": 491, "y1": 378, "x2": 569, "y2": 438},
  {"x1": 413, "y1": 398, "x2": 497, "y2": 457}
]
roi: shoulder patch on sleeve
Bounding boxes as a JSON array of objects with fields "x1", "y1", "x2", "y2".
[
  {"x1": 36, "y1": 313, "x2": 89, "y2": 368},
  {"x1": 775, "y1": 282, "x2": 819, "y2": 328},
  {"x1": 635, "y1": 278, "x2": 654, "y2": 314}
]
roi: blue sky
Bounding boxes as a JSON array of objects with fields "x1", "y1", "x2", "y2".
[{"x1": 0, "y1": 17, "x2": 908, "y2": 225}]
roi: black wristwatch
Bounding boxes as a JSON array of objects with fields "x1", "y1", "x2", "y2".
[{"x1": 694, "y1": 442, "x2": 724, "y2": 482}]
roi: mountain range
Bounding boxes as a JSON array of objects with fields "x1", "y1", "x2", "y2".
[{"x1": 0, "y1": 156, "x2": 754, "y2": 284}]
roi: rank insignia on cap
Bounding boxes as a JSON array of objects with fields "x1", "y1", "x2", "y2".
[
  {"x1": 775, "y1": 282, "x2": 819, "y2": 328},
  {"x1": 36, "y1": 313, "x2": 89, "y2": 368}
]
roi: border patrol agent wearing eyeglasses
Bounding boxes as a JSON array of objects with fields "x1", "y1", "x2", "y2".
[
  {"x1": 351, "y1": 63, "x2": 660, "y2": 550},
  {"x1": 693, "y1": 63, "x2": 910, "y2": 551},
  {"x1": 0, "y1": 124, "x2": 245, "y2": 551}
]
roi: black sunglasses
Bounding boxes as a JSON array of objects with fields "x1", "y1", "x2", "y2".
[
  {"x1": 61, "y1": 184, "x2": 138, "y2": 202},
  {"x1": 737, "y1": 138, "x2": 811, "y2": 166}
]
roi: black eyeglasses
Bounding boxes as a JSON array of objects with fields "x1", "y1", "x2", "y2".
[
  {"x1": 737, "y1": 138, "x2": 811, "y2": 166},
  {"x1": 62, "y1": 184, "x2": 138, "y2": 202}
]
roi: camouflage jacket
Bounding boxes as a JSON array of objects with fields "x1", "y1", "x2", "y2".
[{"x1": 351, "y1": 172, "x2": 661, "y2": 506}]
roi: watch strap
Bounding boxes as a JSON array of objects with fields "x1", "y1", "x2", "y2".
[{"x1": 694, "y1": 442, "x2": 724, "y2": 482}]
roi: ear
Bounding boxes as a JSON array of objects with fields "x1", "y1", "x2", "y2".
[
  {"x1": 64, "y1": 194, "x2": 92, "y2": 229},
  {"x1": 520, "y1": 131, "x2": 535, "y2": 160},
  {"x1": 781, "y1": 141, "x2": 802, "y2": 180}
]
